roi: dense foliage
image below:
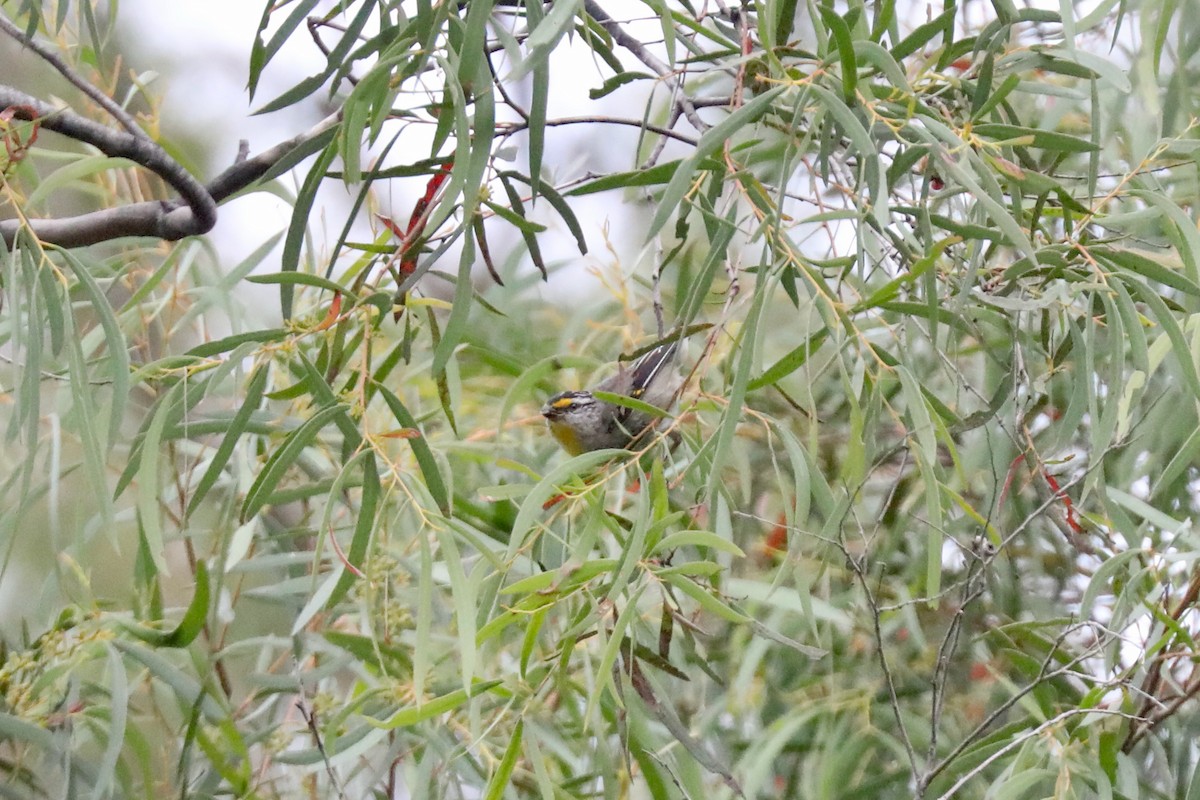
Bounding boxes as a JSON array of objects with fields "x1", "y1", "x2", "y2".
[{"x1": 2, "y1": 0, "x2": 1200, "y2": 797}]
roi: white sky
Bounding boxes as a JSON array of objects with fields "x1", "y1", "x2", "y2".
[{"x1": 115, "y1": 0, "x2": 705, "y2": 311}]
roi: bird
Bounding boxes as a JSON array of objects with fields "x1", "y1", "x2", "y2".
[{"x1": 541, "y1": 342, "x2": 680, "y2": 455}]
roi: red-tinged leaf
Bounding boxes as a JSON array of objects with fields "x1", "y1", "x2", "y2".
[
  {"x1": 989, "y1": 154, "x2": 1026, "y2": 180},
  {"x1": 406, "y1": 159, "x2": 454, "y2": 234},
  {"x1": 380, "y1": 428, "x2": 421, "y2": 439},
  {"x1": 377, "y1": 214, "x2": 404, "y2": 237},
  {"x1": 1044, "y1": 471, "x2": 1083, "y2": 533},
  {"x1": 314, "y1": 293, "x2": 343, "y2": 331},
  {"x1": 397, "y1": 159, "x2": 454, "y2": 275},
  {"x1": 329, "y1": 524, "x2": 367, "y2": 579}
]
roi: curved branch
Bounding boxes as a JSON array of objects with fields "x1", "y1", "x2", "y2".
[
  {"x1": 0, "y1": 83, "x2": 341, "y2": 248},
  {"x1": 1, "y1": 84, "x2": 218, "y2": 245}
]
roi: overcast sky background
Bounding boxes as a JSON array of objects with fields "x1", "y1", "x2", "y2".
[{"x1": 114, "y1": 0, "x2": 712, "y2": 312}]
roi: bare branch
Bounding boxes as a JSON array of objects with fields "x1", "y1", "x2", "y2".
[
  {"x1": 582, "y1": 0, "x2": 709, "y2": 134},
  {"x1": 934, "y1": 708, "x2": 1147, "y2": 800},
  {"x1": 0, "y1": 85, "x2": 340, "y2": 248},
  {"x1": 496, "y1": 115, "x2": 698, "y2": 147},
  {"x1": 1, "y1": 84, "x2": 217, "y2": 245}
]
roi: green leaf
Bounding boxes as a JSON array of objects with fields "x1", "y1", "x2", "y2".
[
  {"x1": 514, "y1": 0, "x2": 583, "y2": 79},
  {"x1": 507, "y1": 450, "x2": 632, "y2": 559},
  {"x1": 645, "y1": 87, "x2": 785, "y2": 242},
  {"x1": 484, "y1": 720, "x2": 523, "y2": 800},
  {"x1": 280, "y1": 137, "x2": 340, "y2": 319},
  {"x1": 248, "y1": 0, "x2": 322, "y2": 99},
  {"x1": 1095, "y1": 245, "x2": 1200, "y2": 298},
  {"x1": 749, "y1": 328, "x2": 830, "y2": 389},
  {"x1": 247, "y1": 272, "x2": 357, "y2": 299},
  {"x1": 186, "y1": 329, "x2": 290, "y2": 359},
  {"x1": 241, "y1": 404, "x2": 347, "y2": 521},
  {"x1": 368, "y1": 681, "x2": 502, "y2": 728},
  {"x1": 566, "y1": 160, "x2": 682, "y2": 195},
  {"x1": 326, "y1": 452, "x2": 381, "y2": 610},
  {"x1": 890, "y1": 6, "x2": 956, "y2": 59},
  {"x1": 664, "y1": 573, "x2": 750, "y2": 622},
  {"x1": 373, "y1": 382, "x2": 451, "y2": 515},
  {"x1": 818, "y1": 7, "x2": 858, "y2": 103},
  {"x1": 588, "y1": 70, "x2": 653, "y2": 99},
  {"x1": 653, "y1": 530, "x2": 745, "y2": 557},
  {"x1": 121, "y1": 562, "x2": 211, "y2": 648},
  {"x1": 972, "y1": 123, "x2": 1100, "y2": 153},
  {"x1": 252, "y1": 0, "x2": 377, "y2": 114},
  {"x1": 186, "y1": 364, "x2": 270, "y2": 519}
]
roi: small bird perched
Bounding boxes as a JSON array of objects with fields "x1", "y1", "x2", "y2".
[{"x1": 541, "y1": 342, "x2": 680, "y2": 455}]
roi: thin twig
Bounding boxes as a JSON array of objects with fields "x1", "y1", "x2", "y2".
[
  {"x1": 1122, "y1": 566, "x2": 1200, "y2": 751},
  {"x1": 0, "y1": 14, "x2": 144, "y2": 137},
  {"x1": 582, "y1": 0, "x2": 708, "y2": 134},
  {"x1": 922, "y1": 623, "x2": 1108, "y2": 789},
  {"x1": 496, "y1": 115, "x2": 698, "y2": 146},
  {"x1": 923, "y1": 571, "x2": 982, "y2": 777},
  {"x1": 933, "y1": 708, "x2": 1146, "y2": 800},
  {"x1": 307, "y1": 17, "x2": 360, "y2": 87},
  {"x1": 641, "y1": 98, "x2": 683, "y2": 169},
  {"x1": 295, "y1": 696, "x2": 348, "y2": 800},
  {"x1": 840, "y1": 543, "x2": 922, "y2": 782}
]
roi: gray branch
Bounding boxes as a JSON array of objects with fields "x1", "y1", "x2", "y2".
[{"x1": 0, "y1": 84, "x2": 340, "y2": 248}]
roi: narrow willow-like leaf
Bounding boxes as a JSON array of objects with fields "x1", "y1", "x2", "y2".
[
  {"x1": 134, "y1": 381, "x2": 185, "y2": 573},
  {"x1": 818, "y1": 6, "x2": 858, "y2": 103},
  {"x1": 665, "y1": 573, "x2": 750, "y2": 623},
  {"x1": 253, "y1": 0, "x2": 376, "y2": 115},
  {"x1": 1129, "y1": 190, "x2": 1200, "y2": 288},
  {"x1": 645, "y1": 87, "x2": 785, "y2": 242},
  {"x1": 280, "y1": 138, "x2": 339, "y2": 319},
  {"x1": 431, "y1": 230, "x2": 474, "y2": 377},
  {"x1": 707, "y1": 272, "x2": 767, "y2": 499},
  {"x1": 749, "y1": 328, "x2": 829, "y2": 389},
  {"x1": 111, "y1": 641, "x2": 230, "y2": 723},
  {"x1": 186, "y1": 364, "x2": 269, "y2": 519},
  {"x1": 25, "y1": 155, "x2": 137, "y2": 209},
  {"x1": 373, "y1": 382, "x2": 451, "y2": 515},
  {"x1": 506, "y1": 450, "x2": 630, "y2": 559},
  {"x1": 514, "y1": 0, "x2": 582, "y2": 79},
  {"x1": 368, "y1": 681, "x2": 502, "y2": 729},
  {"x1": 586, "y1": 583, "x2": 644, "y2": 721},
  {"x1": 1123, "y1": 277, "x2": 1200, "y2": 400},
  {"x1": 457, "y1": 0, "x2": 494, "y2": 95},
  {"x1": 326, "y1": 451, "x2": 381, "y2": 610},
  {"x1": 565, "y1": 160, "x2": 681, "y2": 195},
  {"x1": 434, "y1": 525, "x2": 476, "y2": 692},
  {"x1": 890, "y1": 6, "x2": 956, "y2": 59},
  {"x1": 64, "y1": 306, "x2": 112, "y2": 530},
  {"x1": 248, "y1": 0, "x2": 322, "y2": 100},
  {"x1": 90, "y1": 645, "x2": 129, "y2": 800},
  {"x1": 241, "y1": 404, "x2": 345, "y2": 521},
  {"x1": 483, "y1": 719, "x2": 523, "y2": 800},
  {"x1": 247, "y1": 272, "x2": 358, "y2": 298},
  {"x1": 498, "y1": 169, "x2": 590, "y2": 257},
  {"x1": 122, "y1": 562, "x2": 211, "y2": 648}
]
